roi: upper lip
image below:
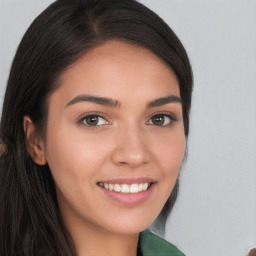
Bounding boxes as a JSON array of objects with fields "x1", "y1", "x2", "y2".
[{"x1": 97, "y1": 177, "x2": 157, "y2": 185}]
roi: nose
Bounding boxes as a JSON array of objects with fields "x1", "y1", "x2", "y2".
[{"x1": 111, "y1": 124, "x2": 150, "y2": 168}]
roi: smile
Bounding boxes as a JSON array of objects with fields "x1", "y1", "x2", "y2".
[{"x1": 97, "y1": 182, "x2": 152, "y2": 193}]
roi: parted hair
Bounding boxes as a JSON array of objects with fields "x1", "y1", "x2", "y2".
[{"x1": 0, "y1": 0, "x2": 193, "y2": 255}]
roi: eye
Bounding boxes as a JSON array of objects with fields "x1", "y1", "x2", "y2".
[
  {"x1": 147, "y1": 114, "x2": 176, "y2": 126},
  {"x1": 80, "y1": 114, "x2": 109, "y2": 127}
]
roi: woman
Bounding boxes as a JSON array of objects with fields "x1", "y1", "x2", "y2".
[{"x1": 0, "y1": 0, "x2": 193, "y2": 255}]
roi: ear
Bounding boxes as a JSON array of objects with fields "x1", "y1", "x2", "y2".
[{"x1": 23, "y1": 116, "x2": 47, "y2": 165}]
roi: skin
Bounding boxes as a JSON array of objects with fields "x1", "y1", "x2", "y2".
[{"x1": 24, "y1": 41, "x2": 186, "y2": 256}]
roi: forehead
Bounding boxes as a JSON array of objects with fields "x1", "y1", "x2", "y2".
[{"x1": 53, "y1": 40, "x2": 180, "y2": 105}]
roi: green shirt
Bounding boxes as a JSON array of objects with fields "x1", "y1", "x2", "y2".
[{"x1": 138, "y1": 230, "x2": 185, "y2": 256}]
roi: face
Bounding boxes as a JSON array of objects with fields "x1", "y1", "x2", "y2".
[{"x1": 43, "y1": 41, "x2": 185, "y2": 235}]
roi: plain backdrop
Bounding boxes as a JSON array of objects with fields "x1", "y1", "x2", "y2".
[{"x1": 0, "y1": 1, "x2": 256, "y2": 256}]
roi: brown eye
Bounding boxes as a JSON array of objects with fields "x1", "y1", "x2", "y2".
[
  {"x1": 85, "y1": 115, "x2": 99, "y2": 126},
  {"x1": 151, "y1": 115, "x2": 165, "y2": 125},
  {"x1": 81, "y1": 115, "x2": 108, "y2": 127},
  {"x1": 148, "y1": 114, "x2": 176, "y2": 126}
]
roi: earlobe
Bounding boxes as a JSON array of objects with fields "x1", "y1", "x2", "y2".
[{"x1": 23, "y1": 116, "x2": 47, "y2": 165}]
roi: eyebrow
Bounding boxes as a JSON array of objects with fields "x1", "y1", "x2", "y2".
[
  {"x1": 65, "y1": 94, "x2": 120, "y2": 108},
  {"x1": 65, "y1": 94, "x2": 181, "y2": 108},
  {"x1": 146, "y1": 95, "x2": 182, "y2": 108}
]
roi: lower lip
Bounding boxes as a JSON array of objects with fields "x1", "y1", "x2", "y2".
[{"x1": 97, "y1": 183, "x2": 156, "y2": 205}]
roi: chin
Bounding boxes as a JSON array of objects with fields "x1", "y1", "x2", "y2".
[{"x1": 99, "y1": 211, "x2": 158, "y2": 235}]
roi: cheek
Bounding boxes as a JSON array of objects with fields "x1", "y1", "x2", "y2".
[
  {"x1": 44, "y1": 124, "x2": 112, "y2": 183},
  {"x1": 44, "y1": 127, "x2": 110, "y2": 210},
  {"x1": 148, "y1": 130, "x2": 185, "y2": 218},
  {"x1": 153, "y1": 131, "x2": 186, "y2": 178}
]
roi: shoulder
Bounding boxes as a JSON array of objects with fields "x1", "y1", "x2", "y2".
[{"x1": 138, "y1": 229, "x2": 185, "y2": 256}]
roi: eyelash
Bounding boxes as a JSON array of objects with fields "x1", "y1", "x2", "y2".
[
  {"x1": 78, "y1": 113, "x2": 110, "y2": 130},
  {"x1": 146, "y1": 112, "x2": 177, "y2": 127},
  {"x1": 78, "y1": 112, "x2": 177, "y2": 130}
]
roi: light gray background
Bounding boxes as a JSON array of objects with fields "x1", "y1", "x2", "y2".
[{"x1": 0, "y1": 1, "x2": 255, "y2": 256}]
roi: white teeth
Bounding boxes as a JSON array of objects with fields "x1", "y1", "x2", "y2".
[
  {"x1": 109, "y1": 184, "x2": 114, "y2": 191},
  {"x1": 130, "y1": 184, "x2": 139, "y2": 193},
  {"x1": 142, "y1": 183, "x2": 149, "y2": 191},
  {"x1": 121, "y1": 184, "x2": 130, "y2": 193},
  {"x1": 99, "y1": 182, "x2": 151, "y2": 193},
  {"x1": 114, "y1": 184, "x2": 121, "y2": 192}
]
